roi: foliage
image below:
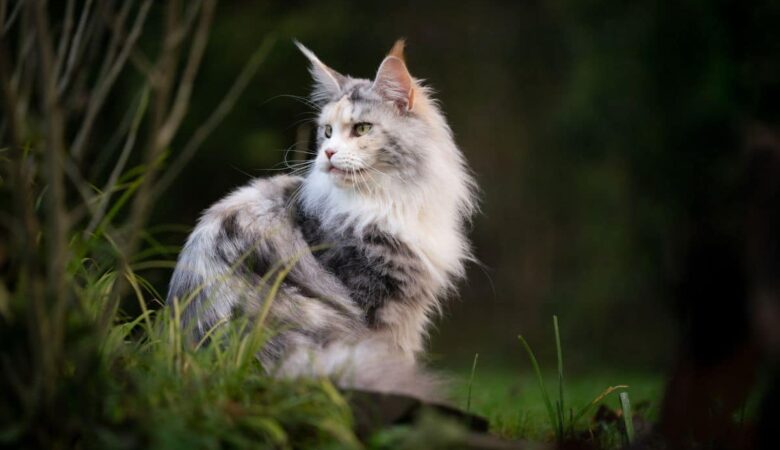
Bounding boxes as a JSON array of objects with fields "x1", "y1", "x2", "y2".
[{"x1": 1, "y1": 267, "x2": 362, "y2": 449}]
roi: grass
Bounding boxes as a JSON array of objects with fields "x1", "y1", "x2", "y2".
[
  {"x1": 1, "y1": 236, "x2": 358, "y2": 449},
  {"x1": 448, "y1": 365, "x2": 664, "y2": 443},
  {"x1": 526, "y1": 316, "x2": 631, "y2": 442}
]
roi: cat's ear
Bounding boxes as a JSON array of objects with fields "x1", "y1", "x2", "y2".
[
  {"x1": 372, "y1": 39, "x2": 415, "y2": 112},
  {"x1": 294, "y1": 41, "x2": 346, "y2": 104}
]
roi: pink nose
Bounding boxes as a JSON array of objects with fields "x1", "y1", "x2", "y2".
[{"x1": 325, "y1": 149, "x2": 336, "y2": 160}]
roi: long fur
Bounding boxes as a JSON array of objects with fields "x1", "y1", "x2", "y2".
[{"x1": 167, "y1": 41, "x2": 477, "y2": 400}]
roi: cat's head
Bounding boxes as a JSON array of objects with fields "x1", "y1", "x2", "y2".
[{"x1": 296, "y1": 40, "x2": 444, "y2": 191}]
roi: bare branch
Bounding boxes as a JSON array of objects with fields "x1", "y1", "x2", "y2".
[
  {"x1": 10, "y1": 6, "x2": 34, "y2": 91},
  {"x1": 85, "y1": 85, "x2": 150, "y2": 237},
  {"x1": 56, "y1": 0, "x2": 94, "y2": 94},
  {"x1": 0, "y1": 0, "x2": 7, "y2": 34},
  {"x1": 154, "y1": 37, "x2": 275, "y2": 196},
  {"x1": 129, "y1": 47, "x2": 154, "y2": 78},
  {"x1": 32, "y1": 0, "x2": 71, "y2": 379},
  {"x1": 53, "y1": 0, "x2": 74, "y2": 77},
  {"x1": 63, "y1": 154, "x2": 98, "y2": 220},
  {"x1": 94, "y1": 0, "x2": 133, "y2": 85},
  {"x1": 70, "y1": 0, "x2": 152, "y2": 160},
  {"x1": 170, "y1": 0, "x2": 204, "y2": 49},
  {"x1": 153, "y1": 0, "x2": 216, "y2": 151},
  {"x1": 100, "y1": 0, "x2": 184, "y2": 329},
  {"x1": 1, "y1": 0, "x2": 22, "y2": 35},
  {"x1": 88, "y1": 84, "x2": 146, "y2": 180},
  {"x1": 148, "y1": 0, "x2": 182, "y2": 131},
  {"x1": 0, "y1": 2, "x2": 39, "y2": 267}
]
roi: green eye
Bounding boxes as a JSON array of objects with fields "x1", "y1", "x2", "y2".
[
  {"x1": 323, "y1": 124, "x2": 332, "y2": 138},
  {"x1": 353, "y1": 122, "x2": 372, "y2": 136}
]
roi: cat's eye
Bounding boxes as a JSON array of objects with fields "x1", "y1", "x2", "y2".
[
  {"x1": 323, "y1": 124, "x2": 332, "y2": 138},
  {"x1": 353, "y1": 122, "x2": 373, "y2": 136}
]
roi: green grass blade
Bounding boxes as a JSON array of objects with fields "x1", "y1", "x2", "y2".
[
  {"x1": 573, "y1": 384, "x2": 629, "y2": 424},
  {"x1": 619, "y1": 391, "x2": 635, "y2": 445},
  {"x1": 466, "y1": 352, "x2": 479, "y2": 414},
  {"x1": 553, "y1": 315, "x2": 565, "y2": 437},
  {"x1": 125, "y1": 269, "x2": 154, "y2": 338},
  {"x1": 518, "y1": 335, "x2": 558, "y2": 438}
]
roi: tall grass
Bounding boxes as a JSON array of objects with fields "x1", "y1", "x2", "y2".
[
  {"x1": 518, "y1": 315, "x2": 630, "y2": 444},
  {"x1": 1, "y1": 221, "x2": 372, "y2": 449}
]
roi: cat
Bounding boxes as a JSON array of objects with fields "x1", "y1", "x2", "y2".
[{"x1": 167, "y1": 40, "x2": 477, "y2": 400}]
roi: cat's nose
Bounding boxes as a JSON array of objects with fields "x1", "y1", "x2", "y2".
[{"x1": 325, "y1": 149, "x2": 336, "y2": 160}]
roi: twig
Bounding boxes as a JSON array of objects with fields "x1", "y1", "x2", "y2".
[
  {"x1": 56, "y1": 0, "x2": 94, "y2": 95},
  {"x1": 154, "y1": 36, "x2": 275, "y2": 196},
  {"x1": 33, "y1": 0, "x2": 69, "y2": 296},
  {"x1": 70, "y1": 0, "x2": 152, "y2": 160},
  {"x1": 0, "y1": 1, "x2": 39, "y2": 277},
  {"x1": 32, "y1": 0, "x2": 71, "y2": 397},
  {"x1": 153, "y1": 0, "x2": 216, "y2": 151},
  {"x1": 88, "y1": 84, "x2": 146, "y2": 179},
  {"x1": 62, "y1": 153, "x2": 99, "y2": 220},
  {"x1": 1, "y1": 0, "x2": 22, "y2": 35},
  {"x1": 53, "y1": 0, "x2": 74, "y2": 77},
  {"x1": 99, "y1": 0, "x2": 187, "y2": 329},
  {"x1": 125, "y1": 0, "x2": 216, "y2": 237},
  {"x1": 10, "y1": 9, "x2": 34, "y2": 111},
  {"x1": 93, "y1": 0, "x2": 133, "y2": 87},
  {"x1": 85, "y1": 85, "x2": 149, "y2": 237}
]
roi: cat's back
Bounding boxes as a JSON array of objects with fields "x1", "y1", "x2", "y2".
[
  {"x1": 196, "y1": 174, "x2": 302, "y2": 236},
  {"x1": 168, "y1": 175, "x2": 311, "y2": 334}
]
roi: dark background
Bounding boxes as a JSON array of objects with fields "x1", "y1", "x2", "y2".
[{"x1": 130, "y1": 0, "x2": 780, "y2": 373}]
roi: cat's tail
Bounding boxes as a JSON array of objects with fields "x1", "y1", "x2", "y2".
[{"x1": 273, "y1": 337, "x2": 446, "y2": 403}]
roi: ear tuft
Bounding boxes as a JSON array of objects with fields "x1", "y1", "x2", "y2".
[
  {"x1": 388, "y1": 38, "x2": 406, "y2": 62},
  {"x1": 294, "y1": 40, "x2": 346, "y2": 104}
]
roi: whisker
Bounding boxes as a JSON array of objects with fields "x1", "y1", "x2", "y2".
[
  {"x1": 253, "y1": 159, "x2": 314, "y2": 173},
  {"x1": 262, "y1": 93, "x2": 322, "y2": 110}
]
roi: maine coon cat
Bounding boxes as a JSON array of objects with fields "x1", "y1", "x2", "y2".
[{"x1": 167, "y1": 40, "x2": 477, "y2": 399}]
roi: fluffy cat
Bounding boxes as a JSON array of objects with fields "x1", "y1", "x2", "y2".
[{"x1": 167, "y1": 40, "x2": 477, "y2": 400}]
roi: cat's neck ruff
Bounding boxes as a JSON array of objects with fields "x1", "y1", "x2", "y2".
[
  {"x1": 299, "y1": 140, "x2": 472, "y2": 287},
  {"x1": 301, "y1": 170, "x2": 428, "y2": 236}
]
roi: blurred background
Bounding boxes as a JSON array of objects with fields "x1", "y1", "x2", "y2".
[{"x1": 125, "y1": 0, "x2": 780, "y2": 374}]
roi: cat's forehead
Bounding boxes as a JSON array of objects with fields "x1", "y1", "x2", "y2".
[{"x1": 318, "y1": 79, "x2": 383, "y2": 124}]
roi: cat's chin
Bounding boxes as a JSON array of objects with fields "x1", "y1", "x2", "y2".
[{"x1": 326, "y1": 166, "x2": 368, "y2": 187}]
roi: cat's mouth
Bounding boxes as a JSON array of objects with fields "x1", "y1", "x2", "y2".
[{"x1": 328, "y1": 165, "x2": 367, "y2": 178}]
